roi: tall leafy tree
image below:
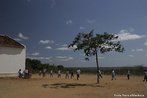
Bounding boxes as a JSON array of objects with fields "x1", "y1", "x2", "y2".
[{"x1": 68, "y1": 30, "x2": 124, "y2": 83}]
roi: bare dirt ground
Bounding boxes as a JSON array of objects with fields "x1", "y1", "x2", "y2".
[{"x1": 0, "y1": 74, "x2": 147, "y2": 98}]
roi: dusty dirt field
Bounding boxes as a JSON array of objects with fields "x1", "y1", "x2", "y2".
[{"x1": 0, "y1": 74, "x2": 147, "y2": 98}]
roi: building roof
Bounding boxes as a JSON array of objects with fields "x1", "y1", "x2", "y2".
[{"x1": 0, "y1": 35, "x2": 24, "y2": 48}]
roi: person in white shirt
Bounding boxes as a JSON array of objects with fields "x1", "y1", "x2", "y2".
[
  {"x1": 127, "y1": 70, "x2": 130, "y2": 80},
  {"x1": 18, "y1": 69, "x2": 22, "y2": 78},
  {"x1": 112, "y1": 69, "x2": 116, "y2": 80},
  {"x1": 143, "y1": 71, "x2": 147, "y2": 82},
  {"x1": 77, "y1": 69, "x2": 81, "y2": 80},
  {"x1": 65, "y1": 70, "x2": 69, "y2": 79},
  {"x1": 58, "y1": 70, "x2": 61, "y2": 78},
  {"x1": 50, "y1": 70, "x2": 53, "y2": 77},
  {"x1": 25, "y1": 69, "x2": 29, "y2": 79},
  {"x1": 42, "y1": 68, "x2": 46, "y2": 77},
  {"x1": 98, "y1": 70, "x2": 103, "y2": 78}
]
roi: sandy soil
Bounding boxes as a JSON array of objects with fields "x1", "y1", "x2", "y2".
[{"x1": 0, "y1": 74, "x2": 147, "y2": 98}]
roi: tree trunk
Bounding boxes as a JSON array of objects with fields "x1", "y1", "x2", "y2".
[{"x1": 95, "y1": 49, "x2": 100, "y2": 83}]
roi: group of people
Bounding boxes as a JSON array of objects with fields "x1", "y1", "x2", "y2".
[
  {"x1": 111, "y1": 69, "x2": 130, "y2": 80},
  {"x1": 18, "y1": 68, "x2": 31, "y2": 79},
  {"x1": 108, "y1": 69, "x2": 147, "y2": 81},
  {"x1": 98, "y1": 69, "x2": 147, "y2": 81},
  {"x1": 38, "y1": 69, "x2": 81, "y2": 80},
  {"x1": 18, "y1": 68, "x2": 147, "y2": 82},
  {"x1": 39, "y1": 68, "x2": 47, "y2": 77},
  {"x1": 55, "y1": 69, "x2": 81, "y2": 80}
]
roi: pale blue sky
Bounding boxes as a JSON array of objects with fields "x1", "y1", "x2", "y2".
[{"x1": 0, "y1": 0, "x2": 147, "y2": 67}]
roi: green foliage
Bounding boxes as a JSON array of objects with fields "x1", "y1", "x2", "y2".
[
  {"x1": 57, "y1": 65, "x2": 64, "y2": 70},
  {"x1": 26, "y1": 58, "x2": 41, "y2": 72},
  {"x1": 25, "y1": 58, "x2": 65, "y2": 73},
  {"x1": 68, "y1": 30, "x2": 124, "y2": 60}
]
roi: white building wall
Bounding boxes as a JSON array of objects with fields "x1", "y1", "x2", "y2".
[{"x1": 0, "y1": 47, "x2": 26, "y2": 77}]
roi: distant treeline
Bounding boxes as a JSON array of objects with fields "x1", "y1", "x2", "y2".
[
  {"x1": 106, "y1": 66, "x2": 147, "y2": 75},
  {"x1": 26, "y1": 58, "x2": 147, "y2": 75},
  {"x1": 26, "y1": 58, "x2": 66, "y2": 73},
  {"x1": 66, "y1": 66, "x2": 147, "y2": 75}
]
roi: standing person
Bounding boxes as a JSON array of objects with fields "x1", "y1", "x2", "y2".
[
  {"x1": 70, "y1": 71, "x2": 74, "y2": 79},
  {"x1": 42, "y1": 68, "x2": 46, "y2": 77},
  {"x1": 143, "y1": 71, "x2": 147, "y2": 82},
  {"x1": 50, "y1": 70, "x2": 53, "y2": 77},
  {"x1": 65, "y1": 70, "x2": 69, "y2": 79},
  {"x1": 98, "y1": 70, "x2": 103, "y2": 78},
  {"x1": 18, "y1": 69, "x2": 22, "y2": 78},
  {"x1": 57, "y1": 70, "x2": 61, "y2": 78},
  {"x1": 25, "y1": 68, "x2": 29, "y2": 79},
  {"x1": 77, "y1": 69, "x2": 81, "y2": 80},
  {"x1": 127, "y1": 70, "x2": 130, "y2": 80},
  {"x1": 112, "y1": 69, "x2": 116, "y2": 80},
  {"x1": 39, "y1": 70, "x2": 42, "y2": 77},
  {"x1": 22, "y1": 69, "x2": 25, "y2": 78}
]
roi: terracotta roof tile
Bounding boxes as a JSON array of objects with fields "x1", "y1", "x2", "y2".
[{"x1": 0, "y1": 35, "x2": 24, "y2": 48}]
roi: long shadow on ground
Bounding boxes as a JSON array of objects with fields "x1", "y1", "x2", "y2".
[{"x1": 42, "y1": 83, "x2": 104, "y2": 89}]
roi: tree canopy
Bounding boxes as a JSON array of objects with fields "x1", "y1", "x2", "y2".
[{"x1": 68, "y1": 30, "x2": 124, "y2": 83}]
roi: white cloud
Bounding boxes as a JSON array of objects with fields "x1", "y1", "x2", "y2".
[
  {"x1": 18, "y1": 32, "x2": 29, "y2": 40},
  {"x1": 129, "y1": 55, "x2": 134, "y2": 57},
  {"x1": 131, "y1": 48, "x2": 144, "y2": 52},
  {"x1": 80, "y1": 26, "x2": 85, "y2": 30},
  {"x1": 27, "y1": 56, "x2": 41, "y2": 60},
  {"x1": 61, "y1": 44, "x2": 68, "y2": 47},
  {"x1": 69, "y1": 45, "x2": 77, "y2": 49},
  {"x1": 136, "y1": 49, "x2": 144, "y2": 52},
  {"x1": 99, "y1": 57, "x2": 105, "y2": 59},
  {"x1": 31, "y1": 52, "x2": 40, "y2": 56},
  {"x1": 56, "y1": 56, "x2": 66, "y2": 59},
  {"x1": 144, "y1": 41, "x2": 147, "y2": 46},
  {"x1": 39, "y1": 57, "x2": 44, "y2": 60},
  {"x1": 56, "y1": 44, "x2": 77, "y2": 51},
  {"x1": 116, "y1": 29, "x2": 145, "y2": 41},
  {"x1": 27, "y1": 56, "x2": 37, "y2": 60},
  {"x1": 27, "y1": 56, "x2": 52, "y2": 60},
  {"x1": 87, "y1": 19, "x2": 96, "y2": 24},
  {"x1": 56, "y1": 47, "x2": 71, "y2": 51},
  {"x1": 38, "y1": 57, "x2": 52, "y2": 60},
  {"x1": 46, "y1": 46, "x2": 52, "y2": 49},
  {"x1": 66, "y1": 20, "x2": 72, "y2": 25},
  {"x1": 45, "y1": 57, "x2": 52, "y2": 60},
  {"x1": 39, "y1": 57, "x2": 52, "y2": 60},
  {"x1": 14, "y1": 38, "x2": 22, "y2": 41},
  {"x1": 39, "y1": 40, "x2": 54, "y2": 44},
  {"x1": 56, "y1": 44, "x2": 75, "y2": 51},
  {"x1": 56, "y1": 56, "x2": 74, "y2": 61},
  {"x1": 131, "y1": 49, "x2": 135, "y2": 52}
]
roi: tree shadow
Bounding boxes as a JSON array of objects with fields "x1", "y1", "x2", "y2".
[{"x1": 42, "y1": 83, "x2": 104, "y2": 89}]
